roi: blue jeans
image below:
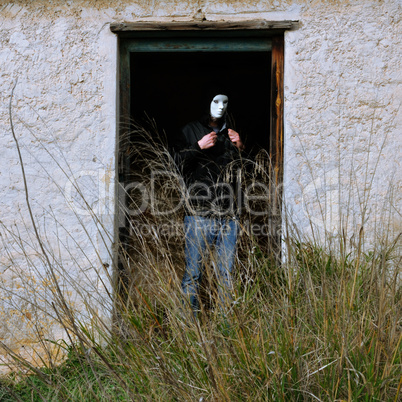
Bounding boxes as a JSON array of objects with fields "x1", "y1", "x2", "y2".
[{"x1": 181, "y1": 215, "x2": 239, "y2": 312}]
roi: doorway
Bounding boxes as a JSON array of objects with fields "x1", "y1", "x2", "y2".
[{"x1": 113, "y1": 27, "x2": 286, "y2": 307}]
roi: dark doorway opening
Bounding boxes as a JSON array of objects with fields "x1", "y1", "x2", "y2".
[
  {"x1": 113, "y1": 25, "x2": 288, "y2": 313},
  {"x1": 130, "y1": 51, "x2": 271, "y2": 155},
  {"x1": 123, "y1": 50, "x2": 274, "y2": 309}
]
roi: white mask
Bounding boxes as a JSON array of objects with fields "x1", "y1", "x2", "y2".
[{"x1": 210, "y1": 94, "x2": 228, "y2": 119}]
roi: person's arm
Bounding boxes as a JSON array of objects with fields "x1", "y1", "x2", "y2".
[
  {"x1": 174, "y1": 125, "x2": 197, "y2": 164},
  {"x1": 228, "y1": 129, "x2": 245, "y2": 151},
  {"x1": 175, "y1": 124, "x2": 216, "y2": 166},
  {"x1": 177, "y1": 126, "x2": 218, "y2": 159},
  {"x1": 176, "y1": 141, "x2": 200, "y2": 163},
  {"x1": 198, "y1": 132, "x2": 217, "y2": 150}
]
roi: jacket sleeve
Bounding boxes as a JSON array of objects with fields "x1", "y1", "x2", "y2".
[{"x1": 174, "y1": 124, "x2": 203, "y2": 166}]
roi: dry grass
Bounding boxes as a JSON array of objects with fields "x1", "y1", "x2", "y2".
[{"x1": 0, "y1": 113, "x2": 400, "y2": 401}]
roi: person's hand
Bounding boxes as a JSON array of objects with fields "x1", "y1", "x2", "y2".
[
  {"x1": 198, "y1": 132, "x2": 217, "y2": 150},
  {"x1": 228, "y1": 129, "x2": 245, "y2": 150}
]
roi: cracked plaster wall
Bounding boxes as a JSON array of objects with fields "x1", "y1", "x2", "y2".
[{"x1": 0, "y1": 0, "x2": 400, "y2": 369}]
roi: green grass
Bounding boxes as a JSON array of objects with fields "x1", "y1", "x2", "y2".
[{"x1": 1, "y1": 238, "x2": 400, "y2": 401}]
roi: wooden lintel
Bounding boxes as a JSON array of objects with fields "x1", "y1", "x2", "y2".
[{"x1": 110, "y1": 20, "x2": 299, "y2": 33}]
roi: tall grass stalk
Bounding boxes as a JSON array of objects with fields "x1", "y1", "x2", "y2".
[{"x1": 0, "y1": 104, "x2": 400, "y2": 400}]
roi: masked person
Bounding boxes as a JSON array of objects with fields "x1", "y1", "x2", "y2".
[{"x1": 175, "y1": 91, "x2": 245, "y2": 315}]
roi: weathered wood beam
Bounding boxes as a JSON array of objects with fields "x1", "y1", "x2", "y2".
[
  {"x1": 110, "y1": 20, "x2": 299, "y2": 32},
  {"x1": 270, "y1": 36, "x2": 284, "y2": 210}
]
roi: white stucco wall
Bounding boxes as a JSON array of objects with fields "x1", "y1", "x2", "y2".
[
  {"x1": 0, "y1": 0, "x2": 400, "y2": 368},
  {"x1": 283, "y1": 1, "x2": 401, "y2": 245}
]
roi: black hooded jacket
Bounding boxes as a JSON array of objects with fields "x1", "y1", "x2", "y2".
[{"x1": 175, "y1": 114, "x2": 242, "y2": 216}]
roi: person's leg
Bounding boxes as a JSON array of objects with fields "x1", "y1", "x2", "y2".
[
  {"x1": 181, "y1": 216, "x2": 215, "y2": 312},
  {"x1": 215, "y1": 218, "x2": 239, "y2": 309}
]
